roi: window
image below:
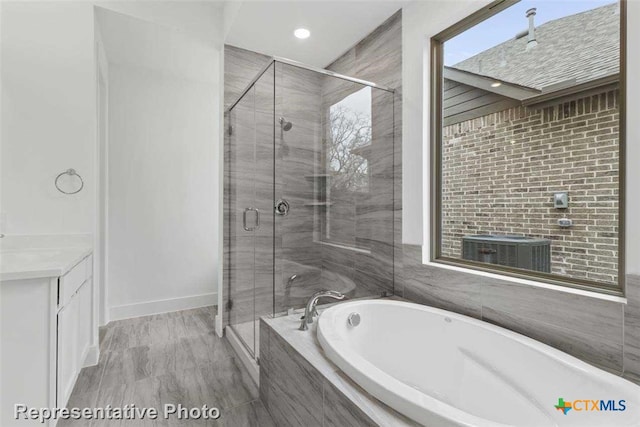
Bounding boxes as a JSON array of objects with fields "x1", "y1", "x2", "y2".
[
  {"x1": 321, "y1": 86, "x2": 372, "y2": 250},
  {"x1": 431, "y1": 0, "x2": 625, "y2": 294}
]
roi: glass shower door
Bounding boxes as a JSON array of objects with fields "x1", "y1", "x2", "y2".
[
  {"x1": 273, "y1": 61, "x2": 395, "y2": 314},
  {"x1": 227, "y1": 64, "x2": 275, "y2": 357},
  {"x1": 225, "y1": 59, "x2": 394, "y2": 354},
  {"x1": 228, "y1": 85, "x2": 258, "y2": 355}
]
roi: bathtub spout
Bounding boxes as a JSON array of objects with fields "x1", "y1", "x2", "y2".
[{"x1": 299, "y1": 290, "x2": 345, "y2": 331}]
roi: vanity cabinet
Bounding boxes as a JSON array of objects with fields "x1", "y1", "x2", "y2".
[
  {"x1": 56, "y1": 256, "x2": 94, "y2": 408},
  {"x1": 0, "y1": 251, "x2": 96, "y2": 427}
]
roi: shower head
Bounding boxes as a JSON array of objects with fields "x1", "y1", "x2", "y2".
[{"x1": 279, "y1": 117, "x2": 293, "y2": 131}]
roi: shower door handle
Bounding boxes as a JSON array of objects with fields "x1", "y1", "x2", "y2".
[
  {"x1": 254, "y1": 208, "x2": 260, "y2": 230},
  {"x1": 243, "y1": 207, "x2": 260, "y2": 231}
]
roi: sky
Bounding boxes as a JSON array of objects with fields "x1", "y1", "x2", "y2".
[{"x1": 445, "y1": 0, "x2": 617, "y2": 66}]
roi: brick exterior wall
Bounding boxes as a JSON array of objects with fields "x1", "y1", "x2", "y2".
[{"x1": 442, "y1": 89, "x2": 619, "y2": 286}]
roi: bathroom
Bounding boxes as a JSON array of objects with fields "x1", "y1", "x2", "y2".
[{"x1": 1, "y1": 0, "x2": 639, "y2": 426}]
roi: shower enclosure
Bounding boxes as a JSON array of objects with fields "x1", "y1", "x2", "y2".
[{"x1": 224, "y1": 58, "x2": 395, "y2": 358}]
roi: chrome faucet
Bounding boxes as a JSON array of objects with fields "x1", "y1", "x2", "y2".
[{"x1": 299, "y1": 290, "x2": 345, "y2": 331}]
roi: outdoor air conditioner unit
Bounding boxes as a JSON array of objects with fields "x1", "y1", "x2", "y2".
[{"x1": 462, "y1": 234, "x2": 551, "y2": 273}]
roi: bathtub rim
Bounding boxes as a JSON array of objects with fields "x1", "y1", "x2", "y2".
[{"x1": 317, "y1": 299, "x2": 640, "y2": 427}]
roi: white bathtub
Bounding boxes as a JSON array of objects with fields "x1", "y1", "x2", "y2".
[{"x1": 317, "y1": 299, "x2": 640, "y2": 427}]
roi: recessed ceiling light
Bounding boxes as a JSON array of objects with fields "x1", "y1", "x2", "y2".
[
  {"x1": 294, "y1": 28, "x2": 310, "y2": 39},
  {"x1": 491, "y1": 82, "x2": 502, "y2": 88}
]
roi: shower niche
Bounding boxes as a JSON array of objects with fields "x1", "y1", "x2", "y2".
[{"x1": 224, "y1": 59, "x2": 396, "y2": 359}]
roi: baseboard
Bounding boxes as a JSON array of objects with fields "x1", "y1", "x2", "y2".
[
  {"x1": 109, "y1": 292, "x2": 217, "y2": 321},
  {"x1": 83, "y1": 345, "x2": 99, "y2": 367},
  {"x1": 226, "y1": 326, "x2": 259, "y2": 385}
]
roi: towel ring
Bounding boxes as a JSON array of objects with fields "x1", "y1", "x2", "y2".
[{"x1": 55, "y1": 169, "x2": 84, "y2": 195}]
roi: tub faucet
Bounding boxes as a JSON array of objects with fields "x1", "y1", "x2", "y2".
[{"x1": 299, "y1": 290, "x2": 345, "y2": 331}]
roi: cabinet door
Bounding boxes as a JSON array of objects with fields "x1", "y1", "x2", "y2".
[
  {"x1": 76, "y1": 280, "x2": 92, "y2": 366},
  {"x1": 56, "y1": 293, "x2": 78, "y2": 408}
]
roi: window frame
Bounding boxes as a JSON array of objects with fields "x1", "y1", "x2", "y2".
[{"x1": 429, "y1": 0, "x2": 627, "y2": 296}]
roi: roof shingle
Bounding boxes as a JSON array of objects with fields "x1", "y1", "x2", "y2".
[{"x1": 452, "y1": 3, "x2": 620, "y2": 90}]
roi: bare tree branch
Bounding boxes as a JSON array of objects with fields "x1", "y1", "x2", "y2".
[{"x1": 327, "y1": 104, "x2": 371, "y2": 192}]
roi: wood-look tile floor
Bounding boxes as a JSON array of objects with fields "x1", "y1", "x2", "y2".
[{"x1": 59, "y1": 307, "x2": 274, "y2": 427}]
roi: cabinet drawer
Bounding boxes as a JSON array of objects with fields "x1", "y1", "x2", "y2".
[{"x1": 59, "y1": 257, "x2": 88, "y2": 308}]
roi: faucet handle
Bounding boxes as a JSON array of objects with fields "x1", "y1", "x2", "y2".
[
  {"x1": 299, "y1": 290, "x2": 346, "y2": 331},
  {"x1": 313, "y1": 289, "x2": 345, "y2": 299}
]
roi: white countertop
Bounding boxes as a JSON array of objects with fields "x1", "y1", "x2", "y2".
[{"x1": 0, "y1": 235, "x2": 93, "y2": 281}]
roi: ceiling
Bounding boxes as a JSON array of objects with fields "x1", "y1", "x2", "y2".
[{"x1": 224, "y1": 1, "x2": 407, "y2": 67}]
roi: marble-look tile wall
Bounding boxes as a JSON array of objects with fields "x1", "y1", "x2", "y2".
[
  {"x1": 223, "y1": 46, "x2": 274, "y2": 324},
  {"x1": 226, "y1": 64, "x2": 276, "y2": 332},
  {"x1": 320, "y1": 10, "x2": 402, "y2": 297},
  {"x1": 224, "y1": 46, "x2": 271, "y2": 111},
  {"x1": 274, "y1": 62, "x2": 325, "y2": 310},
  {"x1": 223, "y1": 8, "x2": 403, "y2": 324},
  {"x1": 402, "y1": 244, "x2": 640, "y2": 382}
]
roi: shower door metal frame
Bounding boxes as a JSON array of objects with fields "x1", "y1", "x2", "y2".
[
  {"x1": 223, "y1": 56, "x2": 397, "y2": 355},
  {"x1": 225, "y1": 57, "x2": 395, "y2": 116}
]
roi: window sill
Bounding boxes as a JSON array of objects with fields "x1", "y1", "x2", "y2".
[{"x1": 421, "y1": 256, "x2": 627, "y2": 304}]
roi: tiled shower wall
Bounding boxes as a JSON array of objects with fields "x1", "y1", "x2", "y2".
[
  {"x1": 321, "y1": 10, "x2": 403, "y2": 297},
  {"x1": 223, "y1": 10, "x2": 402, "y2": 323},
  {"x1": 221, "y1": 10, "x2": 640, "y2": 386},
  {"x1": 224, "y1": 46, "x2": 272, "y2": 326},
  {"x1": 273, "y1": 64, "x2": 325, "y2": 309},
  {"x1": 226, "y1": 67, "x2": 275, "y2": 330},
  {"x1": 224, "y1": 49, "x2": 326, "y2": 323}
]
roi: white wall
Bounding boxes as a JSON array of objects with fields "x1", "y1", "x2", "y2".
[
  {"x1": 401, "y1": 0, "x2": 639, "y2": 272},
  {"x1": 401, "y1": 0, "x2": 492, "y2": 247},
  {"x1": 1, "y1": 2, "x2": 96, "y2": 235},
  {"x1": 1, "y1": 2, "x2": 223, "y2": 322},
  {"x1": 96, "y1": 1, "x2": 223, "y2": 46},
  {"x1": 101, "y1": 12, "x2": 221, "y2": 320}
]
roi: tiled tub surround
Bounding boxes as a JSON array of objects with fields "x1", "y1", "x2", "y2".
[
  {"x1": 402, "y1": 244, "x2": 640, "y2": 383},
  {"x1": 259, "y1": 312, "x2": 419, "y2": 427},
  {"x1": 624, "y1": 275, "x2": 640, "y2": 383}
]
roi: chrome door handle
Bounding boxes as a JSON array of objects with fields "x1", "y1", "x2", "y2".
[
  {"x1": 243, "y1": 207, "x2": 260, "y2": 231},
  {"x1": 254, "y1": 208, "x2": 260, "y2": 230},
  {"x1": 243, "y1": 208, "x2": 251, "y2": 231}
]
